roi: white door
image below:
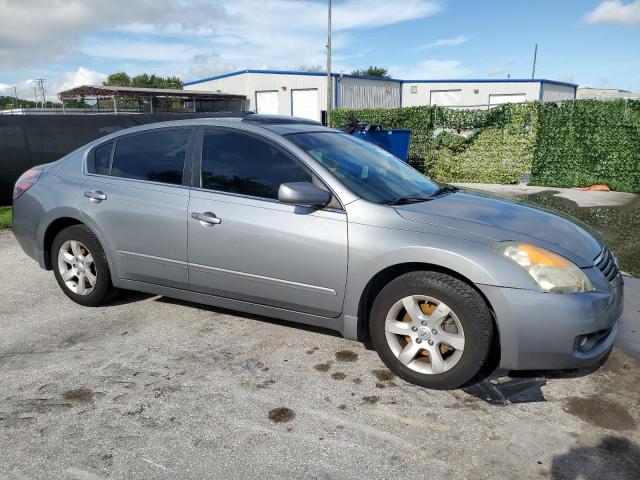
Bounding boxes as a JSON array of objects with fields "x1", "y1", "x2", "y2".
[
  {"x1": 256, "y1": 91, "x2": 279, "y2": 115},
  {"x1": 292, "y1": 89, "x2": 319, "y2": 121},
  {"x1": 489, "y1": 93, "x2": 527, "y2": 105},
  {"x1": 430, "y1": 89, "x2": 462, "y2": 107}
]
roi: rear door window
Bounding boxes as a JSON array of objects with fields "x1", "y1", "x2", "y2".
[
  {"x1": 111, "y1": 129, "x2": 190, "y2": 185},
  {"x1": 201, "y1": 129, "x2": 312, "y2": 199},
  {"x1": 89, "y1": 141, "x2": 113, "y2": 175}
]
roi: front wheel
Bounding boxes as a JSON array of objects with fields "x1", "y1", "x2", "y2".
[
  {"x1": 369, "y1": 271, "x2": 493, "y2": 390},
  {"x1": 52, "y1": 225, "x2": 118, "y2": 306}
]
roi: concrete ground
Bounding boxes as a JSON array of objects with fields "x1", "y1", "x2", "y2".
[
  {"x1": 454, "y1": 183, "x2": 639, "y2": 208},
  {"x1": 1, "y1": 231, "x2": 639, "y2": 480}
]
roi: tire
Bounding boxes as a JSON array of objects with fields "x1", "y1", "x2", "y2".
[
  {"x1": 369, "y1": 271, "x2": 493, "y2": 390},
  {"x1": 51, "y1": 225, "x2": 118, "y2": 306}
]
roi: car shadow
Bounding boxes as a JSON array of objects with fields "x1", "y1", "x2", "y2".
[
  {"x1": 154, "y1": 296, "x2": 342, "y2": 338},
  {"x1": 550, "y1": 436, "x2": 640, "y2": 480},
  {"x1": 107, "y1": 289, "x2": 156, "y2": 306}
]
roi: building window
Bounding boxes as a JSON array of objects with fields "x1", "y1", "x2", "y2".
[{"x1": 410, "y1": 85, "x2": 418, "y2": 94}]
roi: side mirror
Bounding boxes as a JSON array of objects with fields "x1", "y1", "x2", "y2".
[{"x1": 278, "y1": 182, "x2": 332, "y2": 207}]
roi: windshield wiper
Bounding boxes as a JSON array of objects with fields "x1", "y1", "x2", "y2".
[
  {"x1": 384, "y1": 196, "x2": 432, "y2": 205},
  {"x1": 428, "y1": 184, "x2": 459, "y2": 198}
]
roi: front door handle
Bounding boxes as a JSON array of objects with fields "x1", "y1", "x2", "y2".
[
  {"x1": 191, "y1": 211, "x2": 222, "y2": 226},
  {"x1": 84, "y1": 190, "x2": 107, "y2": 203}
]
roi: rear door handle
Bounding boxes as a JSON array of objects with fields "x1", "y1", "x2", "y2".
[
  {"x1": 191, "y1": 211, "x2": 222, "y2": 226},
  {"x1": 84, "y1": 190, "x2": 107, "y2": 203}
]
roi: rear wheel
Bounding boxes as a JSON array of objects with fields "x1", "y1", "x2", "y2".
[
  {"x1": 52, "y1": 225, "x2": 118, "y2": 306},
  {"x1": 370, "y1": 271, "x2": 493, "y2": 390}
]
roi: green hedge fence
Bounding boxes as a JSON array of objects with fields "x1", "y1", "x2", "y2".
[{"x1": 330, "y1": 99, "x2": 640, "y2": 193}]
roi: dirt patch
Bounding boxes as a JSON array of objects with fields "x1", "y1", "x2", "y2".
[
  {"x1": 305, "y1": 347, "x2": 320, "y2": 355},
  {"x1": 62, "y1": 388, "x2": 94, "y2": 403},
  {"x1": 268, "y1": 407, "x2": 295, "y2": 423},
  {"x1": 362, "y1": 395, "x2": 380, "y2": 405},
  {"x1": 314, "y1": 362, "x2": 332, "y2": 372},
  {"x1": 331, "y1": 372, "x2": 346, "y2": 380},
  {"x1": 371, "y1": 369, "x2": 395, "y2": 381},
  {"x1": 352, "y1": 378, "x2": 362, "y2": 385},
  {"x1": 335, "y1": 350, "x2": 358, "y2": 362},
  {"x1": 564, "y1": 397, "x2": 637, "y2": 431}
]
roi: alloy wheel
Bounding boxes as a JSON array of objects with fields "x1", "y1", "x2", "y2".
[
  {"x1": 384, "y1": 295, "x2": 465, "y2": 375},
  {"x1": 57, "y1": 240, "x2": 97, "y2": 295}
]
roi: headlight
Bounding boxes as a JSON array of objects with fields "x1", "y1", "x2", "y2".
[{"x1": 492, "y1": 241, "x2": 594, "y2": 294}]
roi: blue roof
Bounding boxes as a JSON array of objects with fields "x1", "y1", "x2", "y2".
[
  {"x1": 401, "y1": 78, "x2": 578, "y2": 88},
  {"x1": 183, "y1": 69, "x2": 577, "y2": 89},
  {"x1": 182, "y1": 69, "x2": 402, "y2": 86}
]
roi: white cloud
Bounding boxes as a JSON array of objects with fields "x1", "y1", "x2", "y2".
[
  {"x1": 585, "y1": 0, "x2": 640, "y2": 25},
  {"x1": 54, "y1": 67, "x2": 107, "y2": 92},
  {"x1": 0, "y1": 68, "x2": 106, "y2": 101},
  {"x1": 0, "y1": 0, "x2": 441, "y2": 73},
  {"x1": 393, "y1": 59, "x2": 471, "y2": 79},
  {"x1": 419, "y1": 35, "x2": 469, "y2": 49}
]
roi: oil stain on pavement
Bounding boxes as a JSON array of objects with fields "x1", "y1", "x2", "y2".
[
  {"x1": 268, "y1": 407, "x2": 295, "y2": 423},
  {"x1": 335, "y1": 350, "x2": 358, "y2": 362},
  {"x1": 564, "y1": 397, "x2": 637, "y2": 431}
]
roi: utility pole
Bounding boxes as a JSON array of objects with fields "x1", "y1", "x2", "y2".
[
  {"x1": 34, "y1": 79, "x2": 47, "y2": 108},
  {"x1": 531, "y1": 43, "x2": 538, "y2": 79},
  {"x1": 13, "y1": 85, "x2": 18, "y2": 109},
  {"x1": 326, "y1": 0, "x2": 332, "y2": 126}
]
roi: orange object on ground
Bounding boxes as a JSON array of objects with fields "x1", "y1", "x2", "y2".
[{"x1": 578, "y1": 184, "x2": 611, "y2": 191}]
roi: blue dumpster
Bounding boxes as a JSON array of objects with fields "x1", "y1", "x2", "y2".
[{"x1": 351, "y1": 126, "x2": 411, "y2": 161}]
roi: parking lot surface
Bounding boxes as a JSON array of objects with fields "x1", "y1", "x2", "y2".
[{"x1": 1, "y1": 231, "x2": 639, "y2": 479}]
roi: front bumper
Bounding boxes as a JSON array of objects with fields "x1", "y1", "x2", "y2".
[{"x1": 478, "y1": 277, "x2": 624, "y2": 371}]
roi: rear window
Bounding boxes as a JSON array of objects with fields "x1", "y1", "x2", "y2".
[{"x1": 110, "y1": 129, "x2": 190, "y2": 185}]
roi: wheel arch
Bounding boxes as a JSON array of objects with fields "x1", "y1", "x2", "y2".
[
  {"x1": 42, "y1": 217, "x2": 84, "y2": 269},
  {"x1": 355, "y1": 262, "x2": 501, "y2": 364},
  {"x1": 40, "y1": 213, "x2": 115, "y2": 280}
]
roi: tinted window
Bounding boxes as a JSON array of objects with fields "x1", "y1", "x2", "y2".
[
  {"x1": 201, "y1": 130, "x2": 311, "y2": 199},
  {"x1": 90, "y1": 141, "x2": 113, "y2": 175},
  {"x1": 111, "y1": 129, "x2": 190, "y2": 185}
]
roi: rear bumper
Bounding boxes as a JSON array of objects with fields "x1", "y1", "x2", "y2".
[
  {"x1": 479, "y1": 278, "x2": 624, "y2": 371},
  {"x1": 12, "y1": 193, "x2": 40, "y2": 263}
]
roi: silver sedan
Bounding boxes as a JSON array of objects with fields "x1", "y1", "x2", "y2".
[{"x1": 12, "y1": 115, "x2": 623, "y2": 389}]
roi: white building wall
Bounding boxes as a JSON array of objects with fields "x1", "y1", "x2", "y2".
[
  {"x1": 185, "y1": 72, "x2": 329, "y2": 116},
  {"x1": 541, "y1": 83, "x2": 576, "y2": 102},
  {"x1": 338, "y1": 76, "x2": 401, "y2": 109},
  {"x1": 401, "y1": 81, "x2": 542, "y2": 108}
]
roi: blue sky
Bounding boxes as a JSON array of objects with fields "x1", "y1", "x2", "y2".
[{"x1": 1, "y1": 0, "x2": 639, "y2": 99}]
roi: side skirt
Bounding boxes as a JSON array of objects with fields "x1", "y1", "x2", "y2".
[{"x1": 113, "y1": 278, "x2": 354, "y2": 338}]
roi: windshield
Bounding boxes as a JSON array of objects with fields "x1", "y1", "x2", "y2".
[{"x1": 286, "y1": 132, "x2": 438, "y2": 204}]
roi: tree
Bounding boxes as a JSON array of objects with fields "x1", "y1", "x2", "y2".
[
  {"x1": 351, "y1": 66, "x2": 389, "y2": 78},
  {"x1": 103, "y1": 72, "x2": 131, "y2": 87},
  {"x1": 103, "y1": 72, "x2": 183, "y2": 89},
  {"x1": 297, "y1": 65, "x2": 324, "y2": 73},
  {"x1": 130, "y1": 74, "x2": 182, "y2": 89}
]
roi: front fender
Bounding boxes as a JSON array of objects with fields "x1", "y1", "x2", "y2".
[{"x1": 342, "y1": 221, "x2": 537, "y2": 319}]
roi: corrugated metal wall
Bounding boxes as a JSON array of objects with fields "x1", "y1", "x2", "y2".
[
  {"x1": 541, "y1": 83, "x2": 576, "y2": 102},
  {"x1": 401, "y1": 81, "x2": 541, "y2": 108},
  {"x1": 338, "y1": 77, "x2": 401, "y2": 109}
]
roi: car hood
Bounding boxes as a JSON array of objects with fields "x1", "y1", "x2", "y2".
[{"x1": 394, "y1": 192, "x2": 602, "y2": 267}]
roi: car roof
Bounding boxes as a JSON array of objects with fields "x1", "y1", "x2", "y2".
[{"x1": 102, "y1": 114, "x2": 335, "y2": 136}]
